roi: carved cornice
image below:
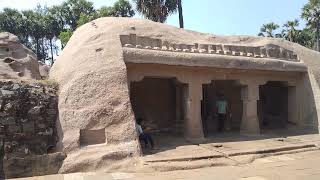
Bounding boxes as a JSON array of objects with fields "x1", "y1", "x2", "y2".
[{"x1": 120, "y1": 34, "x2": 299, "y2": 62}]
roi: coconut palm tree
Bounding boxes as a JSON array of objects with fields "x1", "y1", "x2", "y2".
[
  {"x1": 134, "y1": 0, "x2": 184, "y2": 28},
  {"x1": 301, "y1": 0, "x2": 320, "y2": 51},
  {"x1": 258, "y1": 22, "x2": 280, "y2": 37},
  {"x1": 177, "y1": 0, "x2": 184, "y2": 28},
  {"x1": 283, "y1": 19, "x2": 300, "y2": 42}
]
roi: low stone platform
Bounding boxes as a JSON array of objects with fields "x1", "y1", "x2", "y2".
[{"x1": 142, "y1": 132, "x2": 320, "y2": 164}]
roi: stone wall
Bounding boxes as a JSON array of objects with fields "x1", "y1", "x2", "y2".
[{"x1": 0, "y1": 80, "x2": 65, "y2": 179}]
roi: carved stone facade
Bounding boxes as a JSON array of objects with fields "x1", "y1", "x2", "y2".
[
  {"x1": 120, "y1": 34, "x2": 299, "y2": 62},
  {"x1": 121, "y1": 33, "x2": 313, "y2": 140}
]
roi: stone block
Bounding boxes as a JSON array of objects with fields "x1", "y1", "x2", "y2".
[
  {"x1": 183, "y1": 49, "x2": 190, "y2": 52},
  {"x1": 168, "y1": 46, "x2": 175, "y2": 51},
  {"x1": 1, "y1": 89, "x2": 14, "y2": 96},
  {"x1": 3, "y1": 152, "x2": 66, "y2": 179},
  {"x1": 129, "y1": 34, "x2": 137, "y2": 46},
  {"x1": 173, "y1": 44, "x2": 182, "y2": 51},
  {"x1": 199, "y1": 44, "x2": 208, "y2": 52},
  {"x1": 47, "y1": 109, "x2": 58, "y2": 115},
  {"x1": 12, "y1": 84, "x2": 20, "y2": 90},
  {"x1": 0, "y1": 117, "x2": 15, "y2": 125},
  {"x1": 23, "y1": 121, "x2": 34, "y2": 134},
  {"x1": 119, "y1": 35, "x2": 130, "y2": 45},
  {"x1": 136, "y1": 36, "x2": 152, "y2": 47},
  {"x1": 191, "y1": 48, "x2": 199, "y2": 53},
  {"x1": 151, "y1": 38, "x2": 161, "y2": 48},
  {"x1": 215, "y1": 45, "x2": 223, "y2": 54},
  {"x1": 161, "y1": 46, "x2": 168, "y2": 50},
  {"x1": 124, "y1": 44, "x2": 133, "y2": 48},
  {"x1": 199, "y1": 49, "x2": 207, "y2": 53},
  {"x1": 135, "y1": 45, "x2": 142, "y2": 48},
  {"x1": 28, "y1": 105, "x2": 43, "y2": 116},
  {"x1": 179, "y1": 44, "x2": 189, "y2": 50},
  {"x1": 8, "y1": 124, "x2": 20, "y2": 134},
  {"x1": 37, "y1": 123, "x2": 46, "y2": 129},
  {"x1": 292, "y1": 54, "x2": 298, "y2": 60}
]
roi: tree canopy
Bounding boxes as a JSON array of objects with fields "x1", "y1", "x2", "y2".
[
  {"x1": 134, "y1": 0, "x2": 178, "y2": 23},
  {"x1": 0, "y1": 0, "x2": 135, "y2": 64},
  {"x1": 258, "y1": 0, "x2": 320, "y2": 51}
]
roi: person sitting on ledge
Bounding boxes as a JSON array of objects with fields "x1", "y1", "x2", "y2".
[{"x1": 136, "y1": 118, "x2": 154, "y2": 149}]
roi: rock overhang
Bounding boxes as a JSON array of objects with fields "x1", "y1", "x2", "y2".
[{"x1": 121, "y1": 33, "x2": 307, "y2": 73}]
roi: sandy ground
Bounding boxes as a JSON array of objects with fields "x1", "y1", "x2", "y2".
[{"x1": 11, "y1": 150, "x2": 320, "y2": 180}]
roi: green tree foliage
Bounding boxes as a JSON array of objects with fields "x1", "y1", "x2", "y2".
[
  {"x1": 134, "y1": 0, "x2": 178, "y2": 23},
  {"x1": 0, "y1": 0, "x2": 135, "y2": 64},
  {"x1": 283, "y1": 19, "x2": 300, "y2": 42},
  {"x1": 258, "y1": 22, "x2": 280, "y2": 37},
  {"x1": 59, "y1": 30, "x2": 73, "y2": 48},
  {"x1": 111, "y1": 0, "x2": 135, "y2": 17},
  {"x1": 59, "y1": 0, "x2": 95, "y2": 31},
  {"x1": 0, "y1": 8, "x2": 27, "y2": 43},
  {"x1": 295, "y1": 28, "x2": 315, "y2": 48},
  {"x1": 257, "y1": 0, "x2": 320, "y2": 50},
  {"x1": 302, "y1": 0, "x2": 320, "y2": 51}
]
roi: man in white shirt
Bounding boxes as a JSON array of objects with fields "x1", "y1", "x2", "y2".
[{"x1": 136, "y1": 118, "x2": 154, "y2": 149}]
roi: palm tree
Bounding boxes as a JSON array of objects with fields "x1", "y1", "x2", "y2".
[
  {"x1": 258, "y1": 22, "x2": 280, "y2": 37},
  {"x1": 301, "y1": 0, "x2": 320, "y2": 51},
  {"x1": 283, "y1": 19, "x2": 300, "y2": 42},
  {"x1": 177, "y1": 0, "x2": 184, "y2": 28},
  {"x1": 134, "y1": 0, "x2": 184, "y2": 28}
]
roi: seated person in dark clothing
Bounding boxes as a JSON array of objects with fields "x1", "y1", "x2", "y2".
[{"x1": 136, "y1": 118, "x2": 154, "y2": 149}]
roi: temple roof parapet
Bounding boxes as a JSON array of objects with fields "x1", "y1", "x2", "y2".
[{"x1": 120, "y1": 34, "x2": 299, "y2": 62}]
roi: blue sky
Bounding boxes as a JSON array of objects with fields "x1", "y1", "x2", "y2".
[{"x1": 0, "y1": 0, "x2": 309, "y2": 36}]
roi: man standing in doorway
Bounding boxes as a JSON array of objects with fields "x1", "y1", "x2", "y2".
[{"x1": 215, "y1": 93, "x2": 229, "y2": 132}]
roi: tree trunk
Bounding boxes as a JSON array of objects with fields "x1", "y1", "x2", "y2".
[
  {"x1": 317, "y1": 19, "x2": 320, "y2": 52},
  {"x1": 177, "y1": 0, "x2": 184, "y2": 28},
  {"x1": 36, "y1": 39, "x2": 39, "y2": 59},
  {"x1": 49, "y1": 38, "x2": 54, "y2": 65},
  {"x1": 42, "y1": 38, "x2": 45, "y2": 63}
]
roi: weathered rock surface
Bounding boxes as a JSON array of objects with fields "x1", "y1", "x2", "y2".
[
  {"x1": 0, "y1": 32, "x2": 41, "y2": 80},
  {"x1": 38, "y1": 62, "x2": 51, "y2": 79},
  {"x1": 49, "y1": 17, "x2": 320, "y2": 173},
  {"x1": 0, "y1": 80, "x2": 64, "y2": 179}
]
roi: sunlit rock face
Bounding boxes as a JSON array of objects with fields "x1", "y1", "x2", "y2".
[{"x1": 0, "y1": 32, "x2": 41, "y2": 80}]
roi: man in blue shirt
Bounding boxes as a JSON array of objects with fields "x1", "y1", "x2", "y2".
[
  {"x1": 136, "y1": 118, "x2": 154, "y2": 149},
  {"x1": 215, "y1": 93, "x2": 229, "y2": 132}
]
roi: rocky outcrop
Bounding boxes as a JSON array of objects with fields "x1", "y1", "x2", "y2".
[
  {"x1": 50, "y1": 17, "x2": 320, "y2": 173},
  {"x1": 0, "y1": 80, "x2": 64, "y2": 179},
  {"x1": 0, "y1": 32, "x2": 41, "y2": 80}
]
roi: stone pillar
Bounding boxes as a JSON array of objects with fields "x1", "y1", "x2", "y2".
[
  {"x1": 175, "y1": 83, "x2": 184, "y2": 134},
  {"x1": 184, "y1": 81, "x2": 205, "y2": 140},
  {"x1": 240, "y1": 80, "x2": 265, "y2": 135},
  {"x1": 286, "y1": 81, "x2": 299, "y2": 125}
]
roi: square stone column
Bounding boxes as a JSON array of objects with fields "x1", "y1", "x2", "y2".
[
  {"x1": 184, "y1": 81, "x2": 205, "y2": 140},
  {"x1": 240, "y1": 80, "x2": 265, "y2": 135}
]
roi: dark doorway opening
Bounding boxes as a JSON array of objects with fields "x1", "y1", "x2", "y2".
[
  {"x1": 258, "y1": 81, "x2": 288, "y2": 130},
  {"x1": 130, "y1": 77, "x2": 188, "y2": 151},
  {"x1": 202, "y1": 80, "x2": 243, "y2": 137}
]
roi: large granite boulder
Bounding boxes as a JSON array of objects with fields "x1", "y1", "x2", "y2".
[
  {"x1": 0, "y1": 32, "x2": 41, "y2": 80},
  {"x1": 50, "y1": 17, "x2": 320, "y2": 173}
]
